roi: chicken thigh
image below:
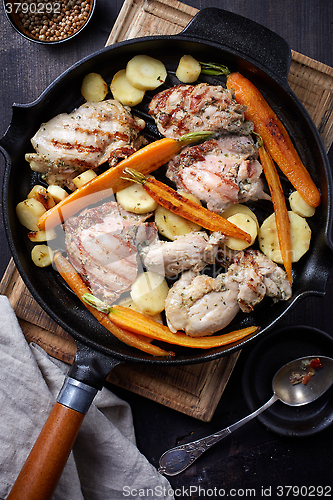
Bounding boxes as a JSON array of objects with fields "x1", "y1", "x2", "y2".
[
  {"x1": 26, "y1": 100, "x2": 145, "y2": 190},
  {"x1": 148, "y1": 83, "x2": 253, "y2": 139},
  {"x1": 165, "y1": 248, "x2": 291, "y2": 336},
  {"x1": 64, "y1": 201, "x2": 157, "y2": 303},
  {"x1": 166, "y1": 135, "x2": 270, "y2": 213}
]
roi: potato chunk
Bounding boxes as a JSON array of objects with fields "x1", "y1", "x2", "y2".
[
  {"x1": 47, "y1": 185, "x2": 68, "y2": 204},
  {"x1": 154, "y1": 191, "x2": 202, "y2": 240},
  {"x1": 176, "y1": 55, "x2": 201, "y2": 83},
  {"x1": 116, "y1": 182, "x2": 158, "y2": 214},
  {"x1": 225, "y1": 213, "x2": 258, "y2": 250},
  {"x1": 81, "y1": 73, "x2": 108, "y2": 102},
  {"x1": 72, "y1": 169, "x2": 97, "y2": 189},
  {"x1": 259, "y1": 211, "x2": 311, "y2": 263},
  {"x1": 130, "y1": 271, "x2": 169, "y2": 315},
  {"x1": 31, "y1": 244, "x2": 53, "y2": 267},
  {"x1": 16, "y1": 199, "x2": 46, "y2": 231},
  {"x1": 289, "y1": 190, "x2": 315, "y2": 218},
  {"x1": 118, "y1": 295, "x2": 163, "y2": 323},
  {"x1": 222, "y1": 204, "x2": 259, "y2": 229},
  {"x1": 28, "y1": 229, "x2": 57, "y2": 242},
  {"x1": 110, "y1": 69, "x2": 145, "y2": 107},
  {"x1": 126, "y1": 55, "x2": 167, "y2": 91},
  {"x1": 27, "y1": 185, "x2": 55, "y2": 210}
]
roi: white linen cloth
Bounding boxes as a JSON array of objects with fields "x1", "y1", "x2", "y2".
[{"x1": 0, "y1": 295, "x2": 174, "y2": 500}]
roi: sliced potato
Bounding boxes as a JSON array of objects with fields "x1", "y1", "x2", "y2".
[
  {"x1": 155, "y1": 205, "x2": 201, "y2": 240},
  {"x1": 31, "y1": 244, "x2": 53, "y2": 267},
  {"x1": 110, "y1": 69, "x2": 145, "y2": 107},
  {"x1": 27, "y1": 185, "x2": 55, "y2": 210},
  {"x1": 154, "y1": 190, "x2": 202, "y2": 240},
  {"x1": 225, "y1": 213, "x2": 258, "y2": 250},
  {"x1": 259, "y1": 211, "x2": 311, "y2": 264},
  {"x1": 16, "y1": 199, "x2": 46, "y2": 231},
  {"x1": 289, "y1": 190, "x2": 315, "y2": 218},
  {"x1": 72, "y1": 169, "x2": 97, "y2": 189},
  {"x1": 81, "y1": 73, "x2": 108, "y2": 102},
  {"x1": 176, "y1": 55, "x2": 201, "y2": 83},
  {"x1": 47, "y1": 185, "x2": 68, "y2": 204},
  {"x1": 126, "y1": 55, "x2": 167, "y2": 91},
  {"x1": 116, "y1": 182, "x2": 158, "y2": 214},
  {"x1": 28, "y1": 229, "x2": 57, "y2": 242},
  {"x1": 117, "y1": 295, "x2": 163, "y2": 323},
  {"x1": 222, "y1": 204, "x2": 259, "y2": 229},
  {"x1": 130, "y1": 271, "x2": 169, "y2": 315}
]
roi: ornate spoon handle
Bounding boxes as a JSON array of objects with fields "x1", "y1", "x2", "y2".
[{"x1": 158, "y1": 394, "x2": 277, "y2": 476}]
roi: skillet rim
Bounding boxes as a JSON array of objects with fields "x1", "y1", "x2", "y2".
[{"x1": 1, "y1": 24, "x2": 333, "y2": 366}]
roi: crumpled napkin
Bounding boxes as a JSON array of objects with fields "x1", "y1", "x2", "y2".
[{"x1": 0, "y1": 295, "x2": 174, "y2": 500}]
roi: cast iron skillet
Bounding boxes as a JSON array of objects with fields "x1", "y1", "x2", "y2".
[{"x1": 1, "y1": 9, "x2": 333, "y2": 498}]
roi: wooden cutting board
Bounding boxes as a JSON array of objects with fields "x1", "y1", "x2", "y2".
[{"x1": 2, "y1": 0, "x2": 333, "y2": 422}]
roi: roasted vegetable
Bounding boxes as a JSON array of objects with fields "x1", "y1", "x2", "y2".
[
  {"x1": 126, "y1": 55, "x2": 167, "y2": 91},
  {"x1": 31, "y1": 244, "x2": 53, "y2": 267},
  {"x1": 16, "y1": 199, "x2": 46, "y2": 231},
  {"x1": 122, "y1": 169, "x2": 252, "y2": 242},
  {"x1": 130, "y1": 271, "x2": 169, "y2": 315},
  {"x1": 225, "y1": 212, "x2": 258, "y2": 251},
  {"x1": 110, "y1": 69, "x2": 145, "y2": 106},
  {"x1": 83, "y1": 294, "x2": 259, "y2": 349},
  {"x1": 289, "y1": 191, "x2": 315, "y2": 218},
  {"x1": 259, "y1": 144, "x2": 292, "y2": 283},
  {"x1": 227, "y1": 72, "x2": 321, "y2": 208},
  {"x1": 176, "y1": 55, "x2": 201, "y2": 83},
  {"x1": 259, "y1": 211, "x2": 311, "y2": 265},
  {"x1": 81, "y1": 73, "x2": 108, "y2": 102}
]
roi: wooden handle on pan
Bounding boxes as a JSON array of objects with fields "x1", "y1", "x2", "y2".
[
  {"x1": 7, "y1": 377, "x2": 98, "y2": 500},
  {"x1": 7, "y1": 402, "x2": 84, "y2": 500}
]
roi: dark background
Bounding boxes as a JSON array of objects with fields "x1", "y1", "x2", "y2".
[{"x1": 1, "y1": 0, "x2": 333, "y2": 496}]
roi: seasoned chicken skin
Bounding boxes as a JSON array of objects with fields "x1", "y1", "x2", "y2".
[
  {"x1": 140, "y1": 231, "x2": 226, "y2": 277},
  {"x1": 26, "y1": 100, "x2": 145, "y2": 190},
  {"x1": 166, "y1": 135, "x2": 270, "y2": 213},
  {"x1": 64, "y1": 201, "x2": 157, "y2": 303},
  {"x1": 148, "y1": 83, "x2": 253, "y2": 139},
  {"x1": 165, "y1": 248, "x2": 291, "y2": 337}
]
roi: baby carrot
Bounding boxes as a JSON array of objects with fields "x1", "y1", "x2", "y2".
[
  {"x1": 259, "y1": 145, "x2": 292, "y2": 284},
  {"x1": 53, "y1": 252, "x2": 174, "y2": 357},
  {"x1": 227, "y1": 72, "x2": 321, "y2": 208},
  {"x1": 122, "y1": 169, "x2": 251, "y2": 242},
  {"x1": 37, "y1": 131, "x2": 214, "y2": 231},
  {"x1": 83, "y1": 294, "x2": 259, "y2": 349}
]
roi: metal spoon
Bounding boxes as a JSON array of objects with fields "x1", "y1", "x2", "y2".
[{"x1": 158, "y1": 355, "x2": 333, "y2": 476}]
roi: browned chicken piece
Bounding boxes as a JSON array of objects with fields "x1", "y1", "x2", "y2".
[
  {"x1": 64, "y1": 201, "x2": 157, "y2": 303},
  {"x1": 139, "y1": 231, "x2": 226, "y2": 277},
  {"x1": 166, "y1": 134, "x2": 270, "y2": 213},
  {"x1": 148, "y1": 83, "x2": 253, "y2": 139},
  {"x1": 165, "y1": 248, "x2": 291, "y2": 337},
  {"x1": 25, "y1": 99, "x2": 145, "y2": 190}
]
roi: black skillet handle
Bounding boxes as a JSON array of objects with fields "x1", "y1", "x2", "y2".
[
  {"x1": 7, "y1": 344, "x2": 123, "y2": 500},
  {"x1": 181, "y1": 8, "x2": 292, "y2": 83}
]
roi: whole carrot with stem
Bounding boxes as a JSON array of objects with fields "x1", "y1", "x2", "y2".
[
  {"x1": 122, "y1": 168, "x2": 251, "y2": 242},
  {"x1": 83, "y1": 294, "x2": 259, "y2": 349},
  {"x1": 227, "y1": 72, "x2": 321, "y2": 208},
  {"x1": 53, "y1": 252, "x2": 174, "y2": 357},
  {"x1": 37, "y1": 131, "x2": 214, "y2": 231}
]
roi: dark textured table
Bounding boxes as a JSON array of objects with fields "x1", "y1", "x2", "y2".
[{"x1": 1, "y1": 0, "x2": 333, "y2": 497}]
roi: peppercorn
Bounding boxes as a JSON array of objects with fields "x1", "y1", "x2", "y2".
[{"x1": 16, "y1": 0, "x2": 93, "y2": 42}]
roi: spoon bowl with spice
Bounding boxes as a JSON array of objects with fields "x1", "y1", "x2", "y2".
[
  {"x1": 158, "y1": 355, "x2": 333, "y2": 476},
  {"x1": 4, "y1": 0, "x2": 95, "y2": 44}
]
